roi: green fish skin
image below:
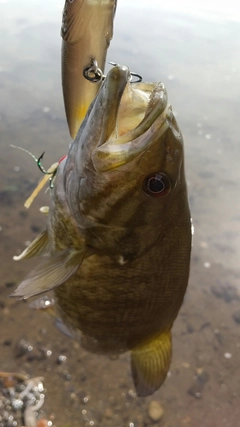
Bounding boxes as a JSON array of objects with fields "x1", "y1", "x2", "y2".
[{"x1": 12, "y1": 65, "x2": 192, "y2": 396}]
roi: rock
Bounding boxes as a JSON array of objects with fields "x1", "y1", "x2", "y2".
[
  {"x1": 5, "y1": 281, "x2": 16, "y2": 289},
  {"x1": 104, "y1": 408, "x2": 114, "y2": 419},
  {"x1": 187, "y1": 383, "x2": 202, "y2": 399},
  {"x1": 15, "y1": 339, "x2": 33, "y2": 358},
  {"x1": 31, "y1": 224, "x2": 42, "y2": 233},
  {"x1": 148, "y1": 400, "x2": 164, "y2": 422},
  {"x1": 56, "y1": 354, "x2": 67, "y2": 364},
  {"x1": 187, "y1": 369, "x2": 209, "y2": 399},
  {"x1": 211, "y1": 284, "x2": 239, "y2": 303},
  {"x1": 232, "y1": 310, "x2": 240, "y2": 324},
  {"x1": 0, "y1": 300, "x2": 6, "y2": 309},
  {"x1": 37, "y1": 419, "x2": 49, "y2": 427}
]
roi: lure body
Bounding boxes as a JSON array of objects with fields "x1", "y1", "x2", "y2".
[{"x1": 61, "y1": 0, "x2": 117, "y2": 138}]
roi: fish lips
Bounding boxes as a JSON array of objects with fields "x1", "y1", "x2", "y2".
[
  {"x1": 91, "y1": 66, "x2": 170, "y2": 173},
  {"x1": 93, "y1": 64, "x2": 131, "y2": 147},
  {"x1": 62, "y1": 65, "x2": 131, "y2": 191}
]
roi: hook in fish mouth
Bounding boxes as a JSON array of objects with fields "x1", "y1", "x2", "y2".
[
  {"x1": 83, "y1": 59, "x2": 143, "y2": 84},
  {"x1": 86, "y1": 64, "x2": 171, "y2": 173},
  {"x1": 109, "y1": 62, "x2": 143, "y2": 83}
]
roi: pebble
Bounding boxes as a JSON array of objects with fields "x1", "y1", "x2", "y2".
[
  {"x1": 182, "y1": 362, "x2": 190, "y2": 369},
  {"x1": 5, "y1": 282, "x2": 16, "y2": 289},
  {"x1": 104, "y1": 408, "x2": 114, "y2": 419},
  {"x1": 56, "y1": 354, "x2": 67, "y2": 364},
  {"x1": 31, "y1": 224, "x2": 42, "y2": 233},
  {"x1": 224, "y1": 352, "x2": 232, "y2": 359},
  {"x1": 187, "y1": 369, "x2": 209, "y2": 399},
  {"x1": 203, "y1": 262, "x2": 211, "y2": 268},
  {"x1": 211, "y1": 285, "x2": 240, "y2": 303},
  {"x1": 232, "y1": 310, "x2": 240, "y2": 324},
  {"x1": 148, "y1": 400, "x2": 164, "y2": 422},
  {"x1": 37, "y1": 419, "x2": 50, "y2": 427},
  {"x1": 15, "y1": 339, "x2": 33, "y2": 358}
]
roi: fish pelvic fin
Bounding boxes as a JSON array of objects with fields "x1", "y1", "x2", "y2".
[
  {"x1": 10, "y1": 249, "x2": 88, "y2": 300},
  {"x1": 54, "y1": 318, "x2": 75, "y2": 340},
  {"x1": 13, "y1": 230, "x2": 49, "y2": 261},
  {"x1": 29, "y1": 297, "x2": 74, "y2": 339},
  {"x1": 131, "y1": 330, "x2": 172, "y2": 397}
]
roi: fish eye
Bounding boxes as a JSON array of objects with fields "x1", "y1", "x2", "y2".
[{"x1": 142, "y1": 173, "x2": 171, "y2": 197}]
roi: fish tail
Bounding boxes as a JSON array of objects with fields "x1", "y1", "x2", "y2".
[{"x1": 131, "y1": 330, "x2": 172, "y2": 397}]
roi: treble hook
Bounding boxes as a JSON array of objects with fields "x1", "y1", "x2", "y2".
[
  {"x1": 129, "y1": 72, "x2": 142, "y2": 83},
  {"x1": 10, "y1": 145, "x2": 58, "y2": 190},
  {"x1": 37, "y1": 152, "x2": 52, "y2": 175},
  {"x1": 83, "y1": 60, "x2": 143, "y2": 84},
  {"x1": 109, "y1": 62, "x2": 142, "y2": 83},
  {"x1": 37, "y1": 152, "x2": 58, "y2": 189}
]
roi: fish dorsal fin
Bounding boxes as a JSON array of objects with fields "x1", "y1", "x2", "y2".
[
  {"x1": 13, "y1": 230, "x2": 49, "y2": 261},
  {"x1": 10, "y1": 249, "x2": 88, "y2": 300},
  {"x1": 131, "y1": 330, "x2": 172, "y2": 396}
]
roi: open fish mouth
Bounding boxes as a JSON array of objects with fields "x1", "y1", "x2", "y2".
[{"x1": 91, "y1": 65, "x2": 173, "y2": 172}]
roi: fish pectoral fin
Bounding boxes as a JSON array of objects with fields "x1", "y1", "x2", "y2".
[
  {"x1": 13, "y1": 230, "x2": 49, "y2": 261},
  {"x1": 131, "y1": 330, "x2": 172, "y2": 397},
  {"x1": 55, "y1": 318, "x2": 75, "y2": 340},
  {"x1": 10, "y1": 249, "x2": 87, "y2": 300}
]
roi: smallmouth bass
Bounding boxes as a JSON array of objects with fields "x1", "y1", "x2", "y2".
[{"x1": 12, "y1": 65, "x2": 192, "y2": 396}]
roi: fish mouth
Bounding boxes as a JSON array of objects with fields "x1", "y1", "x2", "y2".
[{"x1": 91, "y1": 65, "x2": 171, "y2": 172}]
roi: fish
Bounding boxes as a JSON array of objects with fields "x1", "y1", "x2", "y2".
[
  {"x1": 61, "y1": 0, "x2": 117, "y2": 138},
  {"x1": 11, "y1": 64, "x2": 192, "y2": 396}
]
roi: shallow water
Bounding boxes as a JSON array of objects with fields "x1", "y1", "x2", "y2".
[{"x1": 0, "y1": 1, "x2": 240, "y2": 426}]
